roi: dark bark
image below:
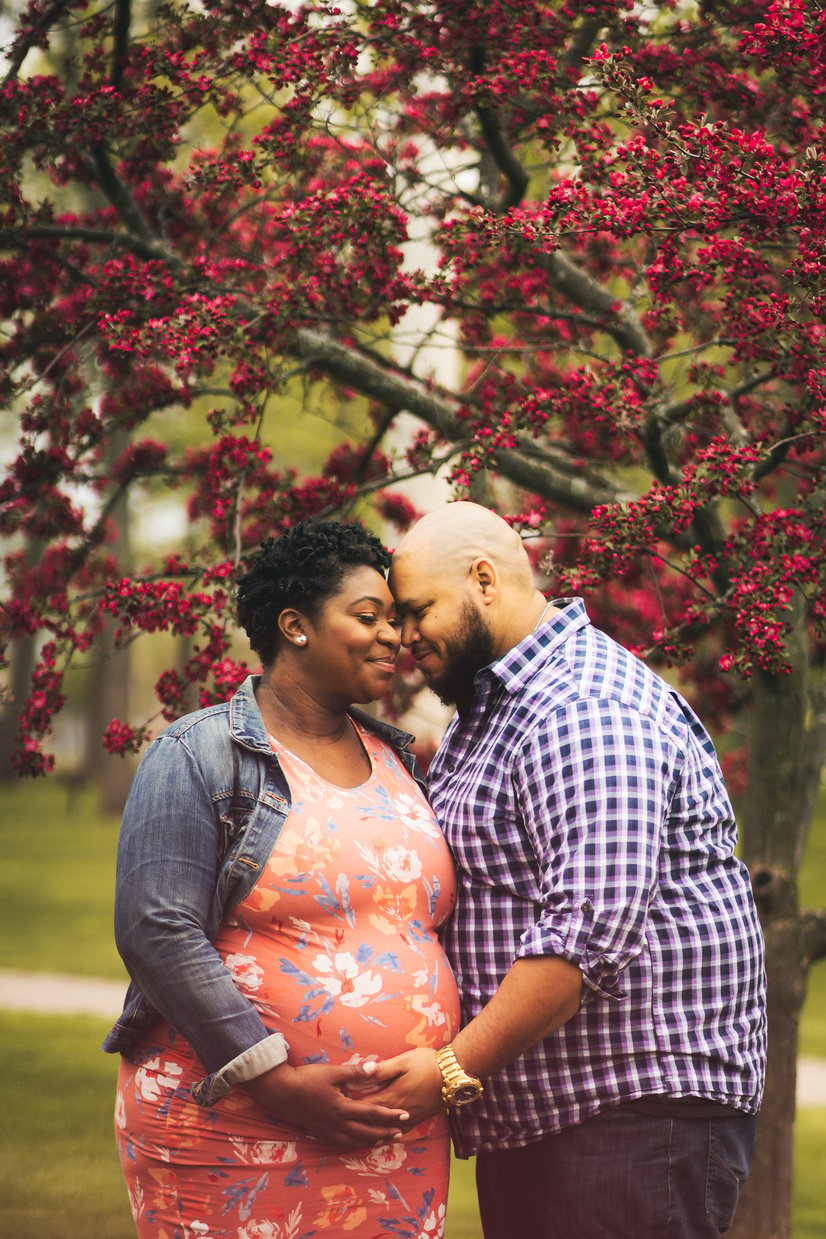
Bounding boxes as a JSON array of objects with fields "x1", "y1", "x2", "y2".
[
  {"x1": 731, "y1": 606, "x2": 820, "y2": 1239},
  {"x1": 81, "y1": 427, "x2": 134, "y2": 815},
  {"x1": 0, "y1": 632, "x2": 36, "y2": 781},
  {"x1": 0, "y1": 536, "x2": 44, "y2": 780}
]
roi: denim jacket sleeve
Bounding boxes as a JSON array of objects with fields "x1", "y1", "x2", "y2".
[{"x1": 112, "y1": 726, "x2": 287, "y2": 1093}]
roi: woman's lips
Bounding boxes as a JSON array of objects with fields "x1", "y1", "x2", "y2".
[{"x1": 370, "y1": 657, "x2": 397, "y2": 673}]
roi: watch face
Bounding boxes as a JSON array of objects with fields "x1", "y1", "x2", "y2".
[{"x1": 452, "y1": 1084, "x2": 482, "y2": 1105}]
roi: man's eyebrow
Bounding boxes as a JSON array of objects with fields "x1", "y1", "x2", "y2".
[{"x1": 399, "y1": 597, "x2": 429, "y2": 610}]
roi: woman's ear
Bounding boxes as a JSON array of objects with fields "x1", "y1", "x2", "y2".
[
  {"x1": 278, "y1": 608, "x2": 308, "y2": 647},
  {"x1": 470, "y1": 557, "x2": 499, "y2": 604}
]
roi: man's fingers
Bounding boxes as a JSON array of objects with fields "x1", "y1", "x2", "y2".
[{"x1": 365, "y1": 1061, "x2": 404, "y2": 1085}]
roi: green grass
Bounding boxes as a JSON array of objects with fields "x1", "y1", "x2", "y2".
[
  {"x1": 0, "y1": 781, "x2": 126, "y2": 980},
  {"x1": 446, "y1": 1156, "x2": 481, "y2": 1239},
  {"x1": 794, "y1": 1108, "x2": 826, "y2": 1239},
  {"x1": 0, "y1": 777, "x2": 823, "y2": 1238},
  {"x1": 0, "y1": 1011, "x2": 133, "y2": 1239},
  {"x1": 1, "y1": 1012, "x2": 822, "y2": 1239},
  {"x1": 799, "y1": 802, "x2": 826, "y2": 1058},
  {"x1": 0, "y1": 1008, "x2": 480, "y2": 1239}
]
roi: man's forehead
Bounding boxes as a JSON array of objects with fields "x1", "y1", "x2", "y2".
[
  {"x1": 390, "y1": 556, "x2": 422, "y2": 589},
  {"x1": 389, "y1": 552, "x2": 441, "y2": 602}
]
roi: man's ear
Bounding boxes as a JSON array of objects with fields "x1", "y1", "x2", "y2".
[{"x1": 470, "y1": 557, "x2": 499, "y2": 604}]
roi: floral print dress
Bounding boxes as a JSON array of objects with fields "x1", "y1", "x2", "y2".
[{"x1": 115, "y1": 721, "x2": 459, "y2": 1239}]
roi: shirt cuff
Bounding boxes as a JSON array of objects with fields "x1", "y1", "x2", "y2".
[
  {"x1": 515, "y1": 905, "x2": 627, "y2": 1003},
  {"x1": 190, "y1": 1031, "x2": 290, "y2": 1107}
]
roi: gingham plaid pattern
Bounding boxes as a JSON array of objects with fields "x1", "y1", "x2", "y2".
[{"x1": 430, "y1": 598, "x2": 767, "y2": 1157}]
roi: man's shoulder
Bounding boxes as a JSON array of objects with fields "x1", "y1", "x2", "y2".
[{"x1": 517, "y1": 625, "x2": 678, "y2": 735}]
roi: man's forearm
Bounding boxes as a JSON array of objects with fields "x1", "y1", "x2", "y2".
[
  {"x1": 365, "y1": 955, "x2": 583, "y2": 1123},
  {"x1": 451, "y1": 955, "x2": 583, "y2": 1079}
]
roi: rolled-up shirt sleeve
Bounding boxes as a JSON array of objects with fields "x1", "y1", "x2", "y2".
[{"x1": 512, "y1": 698, "x2": 678, "y2": 1001}]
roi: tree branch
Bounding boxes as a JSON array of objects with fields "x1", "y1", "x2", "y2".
[
  {"x1": 88, "y1": 144, "x2": 153, "y2": 241},
  {"x1": 802, "y1": 907, "x2": 826, "y2": 968},
  {"x1": 291, "y1": 327, "x2": 633, "y2": 512},
  {"x1": 2, "y1": 0, "x2": 72, "y2": 85},
  {"x1": 0, "y1": 224, "x2": 163, "y2": 262},
  {"x1": 564, "y1": 17, "x2": 607, "y2": 70},
  {"x1": 534, "y1": 247, "x2": 654, "y2": 357},
  {"x1": 475, "y1": 104, "x2": 529, "y2": 211},
  {"x1": 110, "y1": 0, "x2": 131, "y2": 93},
  {"x1": 659, "y1": 368, "x2": 778, "y2": 429}
]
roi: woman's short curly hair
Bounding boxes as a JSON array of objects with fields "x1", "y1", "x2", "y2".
[{"x1": 236, "y1": 519, "x2": 392, "y2": 666}]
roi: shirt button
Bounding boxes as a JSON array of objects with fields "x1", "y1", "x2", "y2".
[
  {"x1": 447, "y1": 764, "x2": 456, "y2": 773},
  {"x1": 581, "y1": 900, "x2": 593, "y2": 912}
]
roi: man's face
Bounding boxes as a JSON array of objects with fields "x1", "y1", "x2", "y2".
[{"x1": 390, "y1": 557, "x2": 496, "y2": 708}]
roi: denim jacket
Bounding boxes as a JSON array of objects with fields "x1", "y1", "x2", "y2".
[{"x1": 102, "y1": 675, "x2": 427, "y2": 1106}]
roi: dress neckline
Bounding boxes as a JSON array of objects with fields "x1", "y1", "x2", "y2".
[{"x1": 268, "y1": 715, "x2": 376, "y2": 791}]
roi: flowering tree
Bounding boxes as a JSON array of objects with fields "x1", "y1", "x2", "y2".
[{"x1": 2, "y1": 0, "x2": 826, "y2": 1231}]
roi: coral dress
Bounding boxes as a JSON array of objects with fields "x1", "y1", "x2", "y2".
[{"x1": 115, "y1": 721, "x2": 459, "y2": 1239}]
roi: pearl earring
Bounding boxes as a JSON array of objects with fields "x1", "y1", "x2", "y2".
[{"x1": 295, "y1": 634, "x2": 307, "y2": 646}]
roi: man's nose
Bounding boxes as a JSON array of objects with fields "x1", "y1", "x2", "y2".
[{"x1": 400, "y1": 616, "x2": 418, "y2": 647}]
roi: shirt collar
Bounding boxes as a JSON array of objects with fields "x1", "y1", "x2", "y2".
[{"x1": 480, "y1": 596, "x2": 590, "y2": 696}]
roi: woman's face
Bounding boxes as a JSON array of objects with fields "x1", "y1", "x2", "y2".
[{"x1": 302, "y1": 564, "x2": 401, "y2": 705}]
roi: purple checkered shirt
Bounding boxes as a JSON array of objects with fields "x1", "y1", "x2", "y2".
[{"x1": 430, "y1": 598, "x2": 767, "y2": 1157}]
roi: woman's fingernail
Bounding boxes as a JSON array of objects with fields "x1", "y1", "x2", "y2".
[
  {"x1": 362, "y1": 1060, "x2": 377, "y2": 1075},
  {"x1": 398, "y1": 1111, "x2": 409, "y2": 1121}
]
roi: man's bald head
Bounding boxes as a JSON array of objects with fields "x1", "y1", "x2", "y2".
[
  {"x1": 389, "y1": 504, "x2": 554, "y2": 703},
  {"x1": 393, "y1": 502, "x2": 535, "y2": 592}
]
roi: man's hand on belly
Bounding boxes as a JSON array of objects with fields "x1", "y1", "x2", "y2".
[{"x1": 367, "y1": 1048, "x2": 444, "y2": 1129}]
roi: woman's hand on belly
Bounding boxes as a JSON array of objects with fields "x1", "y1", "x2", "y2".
[
  {"x1": 241, "y1": 1060, "x2": 410, "y2": 1150},
  {"x1": 366, "y1": 1048, "x2": 444, "y2": 1129}
]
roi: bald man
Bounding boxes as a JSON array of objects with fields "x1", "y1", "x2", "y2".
[{"x1": 371, "y1": 502, "x2": 766, "y2": 1239}]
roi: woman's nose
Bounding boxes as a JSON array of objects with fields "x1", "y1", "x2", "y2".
[{"x1": 380, "y1": 620, "x2": 402, "y2": 650}]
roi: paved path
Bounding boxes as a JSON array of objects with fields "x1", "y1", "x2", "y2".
[
  {"x1": 3, "y1": 967, "x2": 826, "y2": 1107},
  {"x1": 0, "y1": 967, "x2": 127, "y2": 1018}
]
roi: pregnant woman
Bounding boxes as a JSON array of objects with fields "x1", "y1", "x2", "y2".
[{"x1": 104, "y1": 519, "x2": 459, "y2": 1239}]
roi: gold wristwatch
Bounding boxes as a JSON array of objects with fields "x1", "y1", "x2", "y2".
[{"x1": 435, "y1": 1045, "x2": 484, "y2": 1108}]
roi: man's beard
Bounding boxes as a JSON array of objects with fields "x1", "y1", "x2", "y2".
[{"x1": 427, "y1": 600, "x2": 496, "y2": 711}]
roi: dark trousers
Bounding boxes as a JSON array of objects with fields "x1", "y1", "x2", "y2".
[{"x1": 475, "y1": 1107, "x2": 756, "y2": 1239}]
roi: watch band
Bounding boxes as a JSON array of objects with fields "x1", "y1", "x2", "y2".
[{"x1": 435, "y1": 1044, "x2": 484, "y2": 1108}]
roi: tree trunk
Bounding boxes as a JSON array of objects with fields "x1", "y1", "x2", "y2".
[
  {"x1": 730, "y1": 612, "x2": 814, "y2": 1239},
  {"x1": 82, "y1": 426, "x2": 134, "y2": 816},
  {"x1": 732, "y1": 867, "x2": 806, "y2": 1239},
  {"x1": 0, "y1": 536, "x2": 45, "y2": 780},
  {"x1": 0, "y1": 631, "x2": 37, "y2": 780},
  {"x1": 83, "y1": 615, "x2": 134, "y2": 815}
]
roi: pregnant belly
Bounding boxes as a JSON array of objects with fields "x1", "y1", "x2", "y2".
[{"x1": 220, "y1": 933, "x2": 460, "y2": 1065}]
